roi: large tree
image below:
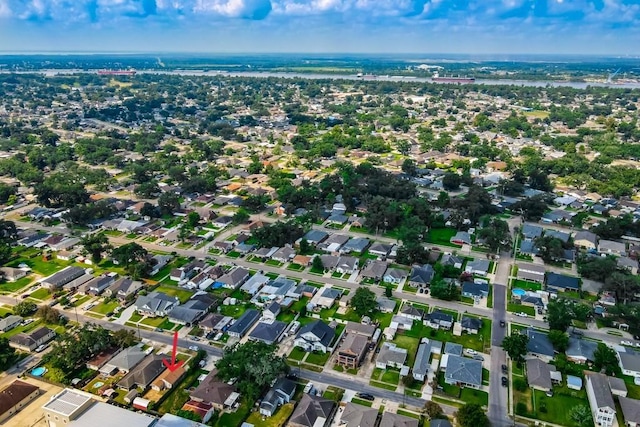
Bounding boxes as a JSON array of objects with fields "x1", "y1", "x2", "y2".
[
  {"x1": 502, "y1": 333, "x2": 529, "y2": 365},
  {"x1": 158, "y1": 192, "x2": 180, "y2": 216},
  {"x1": 215, "y1": 341, "x2": 288, "y2": 401},
  {"x1": 111, "y1": 243, "x2": 153, "y2": 279},
  {"x1": 80, "y1": 233, "x2": 112, "y2": 263},
  {"x1": 570, "y1": 405, "x2": 594, "y2": 427},
  {"x1": 594, "y1": 343, "x2": 621, "y2": 376},
  {"x1": 36, "y1": 305, "x2": 61, "y2": 324},
  {"x1": 0, "y1": 219, "x2": 17, "y2": 264},
  {"x1": 477, "y1": 217, "x2": 512, "y2": 254},
  {"x1": 548, "y1": 330, "x2": 569, "y2": 352},
  {"x1": 350, "y1": 287, "x2": 377, "y2": 316},
  {"x1": 33, "y1": 173, "x2": 89, "y2": 208},
  {"x1": 534, "y1": 235, "x2": 566, "y2": 263},
  {"x1": 14, "y1": 301, "x2": 37, "y2": 317},
  {"x1": 455, "y1": 403, "x2": 490, "y2": 427},
  {"x1": 0, "y1": 337, "x2": 17, "y2": 371}
]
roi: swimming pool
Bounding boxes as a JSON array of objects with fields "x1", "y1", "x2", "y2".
[
  {"x1": 93, "y1": 381, "x2": 104, "y2": 389},
  {"x1": 31, "y1": 367, "x2": 48, "y2": 377},
  {"x1": 512, "y1": 288, "x2": 526, "y2": 297}
]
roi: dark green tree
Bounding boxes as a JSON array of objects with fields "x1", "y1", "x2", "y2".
[
  {"x1": 158, "y1": 192, "x2": 180, "y2": 216},
  {"x1": 502, "y1": 333, "x2": 529, "y2": 365},
  {"x1": 80, "y1": 233, "x2": 111, "y2": 263},
  {"x1": 350, "y1": 287, "x2": 377, "y2": 316},
  {"x1": 14, "y1": 301, "x2": 37, "y2": 317},
  {"x1": 455, "y1": 403, "x2": 490, "y2": 427},
  {"x1": 548, "y1": 330, "x2": 569, "y2": 352},
  {"x1": 594, "y1": 343, "x2": 621, "y2": 376}
]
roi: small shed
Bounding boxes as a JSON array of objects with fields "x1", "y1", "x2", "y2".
[
  {"x1": 132, "y1": 397, "x2": 150, "y2": 411},
  {"x1": 567, "y1": 375, "x2": 582, "y2": 390},
  {"x1": 124, "y1": 389, "x2": 139, "y2": 404}
]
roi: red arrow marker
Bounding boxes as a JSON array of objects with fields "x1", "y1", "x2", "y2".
[{"x1": 163, "y1": 331, "x2": 184, "y2": 372}]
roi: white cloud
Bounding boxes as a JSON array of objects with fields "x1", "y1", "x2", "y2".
[
  {"x1": 0, "y1": 0, "x2": 11, "y2": 18},
  {"x1": 193, "y1": 0, "x2": 272, "y2": 18}
]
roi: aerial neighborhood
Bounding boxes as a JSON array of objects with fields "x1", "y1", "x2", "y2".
[{"x1": 0, "y1": 56, "x2": 640, "y2": 427}]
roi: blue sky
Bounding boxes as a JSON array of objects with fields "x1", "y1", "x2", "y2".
[{"x1": 0, "y1": 0, "x2": 639, "y2": 54}]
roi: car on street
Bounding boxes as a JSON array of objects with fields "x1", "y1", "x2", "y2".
[
  {"x1": 500, "y1": 320, "x2": 506, "y2": 327},
  {"x1": 357, "y1": 393, "x2": 375, "y2": 401},
  {"x1": 501, "y1": 364, "x2": 508, "y2": 374},
  {"x1": 515, "y1": 312, "x2": 528, "y2": 317},
  {"x1": 501, "y1": 377, "x2": 508, "y2": 387},
  {"x1": 155, "y1": 327, "x2": 163, "y2": 332},
  {"x1": 188, "y1": 345, "x2": 199, "y2": 351},
  {"x1": 621, "y1": 340, "x2": 633, "y2": 346}
]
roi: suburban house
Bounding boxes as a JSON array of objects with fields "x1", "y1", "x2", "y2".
[
  {"x1": 598, "y1": 239, "x2": 627, "y2": 257},
  {"x1": 262, "y1": 301, "x2": 281, "y2": 321},
  {"x1": 618, "y1": 351, "x2": 640, "y2": 377},
  {"x1": 424, "y1": 310, "x2": 454, "y2": 329},
  {"x1": 100, "y1": 346, "x2": 147, "y2": 375},
  {"x1": 133, "y1": 291, "x2": 179, "y2": 317},
  {"x1": 288, "y1": 393, "x2": 335, "y2": 427},
  {"x1": 408, "y1": 264, "x2": 435, "y2": 289},
  {"x1": 336, "y1": 334, "x2": 369, "y2": 369},
  {"x1": 522, "y1": 224, "x2": 543, "y2": 240},
  {"x1": 9, "y1": 327, "x2": 55, "y2": 352},
  {"x1": 240, "y1": 273, "x2": 270, "y2": 296},
  {"x1": 443, "y1": 354, "x2": 482, "y2": 389},
  {"x1": 190, "y1": 369, "x2": 239, "y2": 411},
  {"x1": 248, "y1": 321, "x2": 288, "y2": 345},
  {"x1": 545, "y1": 272, "x2": 580, "y2": 293},
  {"x1": 376, "y1": 342, "x2": 408, "y2": 370},
  {"x1": 413, "y1": 340, "x2": 431, "y2": 382},
  {"x1": 444, "y1": 342, "x2": 463, "y2": 356},
  {"x1": 258, "y1": 277, "x2": 297, "y2": 301},
  {"x1": 461, "y1": 281, "x2": 489, "y2": 299},
  {"x1": 0, "y1": 267, "x2": 28, "y2": 282},
  {"x1": 301, "y1": 230, "x2": 328, "y2": 246},
  {"x1": 0, "y1": 315, "x2": 22, "y2": 332},
  {"x1": 319, "y1": 234, "x2": 349, "y2": 253},
  {"x1": 335, "y1": 256, "x2": 359, "y2": 274},
  {"x1": 586, "y1": 372, "x2": 617, "y2": 427},
  {"x1": 294, "y1": 320, "x2": 335, "y2": 353},
  {"x1": 450, "y1": 231, "x2": 471, "y2": 245},
  {"x1": 116, "y1": 355, "x2": 166, "y2": 391},
  {"x1": 259, "y1": 378, "x2": 296, "y2": 417},
  {"x1": 361, "y1": 260, "x2": 388, "y2": 281},
  {"x1": 465, "y1": 259, "x2": 490, "y2": 276},
  {"x1": 151, "y1": 366, "x2": 186, "y2": 392},
  {"x1": 168, "y1": 293, "x2": 216, "y2": 325},
  {"x1": 339, "y1": 403, "x2": 378, "y2": 427},
  {"x1": 215, "y1": 267, "x2": 250, "y2": 290},
  {"x1": 525, "y1": 328, "x2": 555, "y2": 362},
  {"x1": 369, "y1": 242, "x2": 394, "y2": 258},
  {"x1": 272, "y1": 246, "x2": 296, "y2": 263},
  {"x1": 526, "y1": 358, "x2": 553, "y2": 391},
  {"x1": 400, "y1": 304, "x2": 424, "y2": 321},
  {"x1": 566, "y1": 337, "x2": 598, "y2": 364},
  {"x1": 460, "y1": 316, "x2": 482, "y2": 335},
  {"x1": 80, "y1": 274, "x2": 117, "y2": 296},
  {"x1": 619, "y1": 396, "x2": 640, "y2": 427},
  {"x1": 390, "y1": 315, "x2": 413, "y2": 330},
  {"x1": 377, "y1": 297, "x2": 397, "y2": 313},
  {"x1": 0, "y1": 380, "x2": 40, "y2": 424},
  {"x1": 618, "y1": 257, "x2": 639, "y2": 275},
  {"x1": 441, "y1": 254, "x2": 463, "y2": 269},
  {"x1": 308, "y1": 287, "x2": 342, "y2": 310},
  {"x1": 340, "y1": 237, "x2": 370, "y2": 254},
  {"x1": 227, "y1": 309, "x2": 260, "y2": 338},
  {"x1": 104, "y1": 277, "x2": 144, "y2": 301},
  {"x1": 574, "y1": 231, "x2": 598, "y2": 250},
  {"x1": 383, "y1": 268, "x2": 407, "y2": 284},
  {"x1": 517, "y1": 263, "x2": 546, "y2": 283},
  {"x1": 85, "y1": 348, "x2": 119, "y2": 371}
]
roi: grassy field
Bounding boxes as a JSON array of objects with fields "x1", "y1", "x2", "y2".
[
  {"x1": 8, "y1": 256, "x2": 67, "y2": 276},
  {"x1": 29, "y1": 288, "x2": 51, "y2": 301},
  {"x1": 215, "y1": 398, "x2": 252, "y2": 427},
  {"x1": 0, "y1": 276, "x2": 34, "y2": 294},
  {"x1": 244, "y1": 402, "x2": 295, "y2": 427},
  {"x1": 426, "y1": 228, "x2": 462, "y2": 247},
  {"x1": 90, "y1": 300, "x2": 120, "y2": 315},
  {"x1": 507, "y1": 303, "x2": 536, "y2": 316},
  {"x1": 512, "y1": 279, "x2": 542, "y2": 292},
  {"x1": 155, "y1": 285, "x2": 194, "y2": 303},
  {"x1": 392, "y1": 335, "x2": 420, "y2": 367},
  {"x1": 306, "y1": 351, "x2": 330, "y2": 366},
  {"x1": 288, "y1": 347, "x2": 306, "y2": 361}
]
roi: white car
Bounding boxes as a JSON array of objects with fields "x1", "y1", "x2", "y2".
[
  {"x1": 188, "y1": 345, "x2": 199, "y2": 351},
  {"x1": 515, "y1": 312, "x2": 528, "y2": 318},
  {"x1": 465, "y1": 349, "x2": 477, "y2": 356}
]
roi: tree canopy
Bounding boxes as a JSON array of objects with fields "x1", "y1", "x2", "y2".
[{"x1": 350, "y1": 287, "x2": 377, "y2": 316}]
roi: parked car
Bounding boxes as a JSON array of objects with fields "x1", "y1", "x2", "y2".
[
  {"x1": 464, "y1": 349, "x2": 477, "y2": 356},
  {"x1": 188, "y1": 345, "x2": 199, "y2": 351},
  {"x1": 357, "y1": 393, "x2": 375, "y2": 401},
  {"x1": 499, "y1": 320, "x2": 506, "y2": 327},
  {"x1": 35, "y1": 344, "x2": 48, "y2": 353},
  {"x1": 501, "y1": 364, "x2": 508, "y2": 374},
  {"x1": 501, "y1": 377, "x2": 508, "y2": 387},
  {"x1": 473, "y1": 355, "x2": 484, "y2": 361},
  {"x1": 155, "y1": 327, "x2": 163, "y2": 332}
]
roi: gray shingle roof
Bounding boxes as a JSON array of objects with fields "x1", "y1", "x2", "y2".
[
  {"x1": 248, "y1": 321, "x2": 287, "y2": 344},
  {"x1": 525, "y1": 328, "x2": 555, "y2": 357},
  {"x1": 526, "y1": 358, "x2": 552, "y2": 390},
  {"x1": 586, "y1": 373, "x2": 616, "y2": 410},
  {"x1": 445, "y1": 354, "x2": 482, "y2": 387}
]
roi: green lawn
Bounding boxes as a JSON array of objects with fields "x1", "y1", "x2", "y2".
[
  {"x1": 265, "y1": 259, "x2": 284, "y2": 267},
  {"x1": 0, "y1": 306, "x2": 13, "y2": 317},
  {"x1": 140, "y1": 316, "x2": 168, "y2": 327},
  {"x1": 288, "y1": 347, "x2": 306, "y2": 361},
  {"x1": 245, "y1": 402, "x2": 295, "y2": 427},
  {"x1": 215, "y1": 399, "x2": 252, "y2": 427},
  {"x1": 155, "y1": 285, "x2": 194, "y2": 303},
  {"x1": 219, "y1": 304, "x2": 247, "y2": 319},
  {"x1": 351, "y1": 397, "x2": 373, "y2": 407},
  {"x1": 381, "y1": 369, "x2": 401, "y2": 385},
  {"x1": 531, "y1": 389, "x2": 585, "y2": 426},
  {"x1": 29, "y1": 287, "x2": 51, "y2": 301},
  {"x1": 129, "y1": 312, "x2": 143, "y2": 323},
  {"x1": 370, "y1": 381, "x2": 397, "y2": 391},
  {"x1": 407, "y1": 318, "x2": 491, "y2": 352},
  {"x1": 305, "y1": 351, "x2": 330, "y2": 366},
  {"x1": 287, "y1": 263, "x2": 305, "y2": 271},
  {"x1": 392, "y1": 335, "x2": 420, "y2": 367},
  {"x1": 8, "y1": 256, "x2": 69, "y2": 276},
  {"x1": 0, "y1": 276, "x2": 34, "y2": 294},
  {"x1": 507, "y1": 303, "x2": 536, "y2": 316},
  {"x1": 426, "y1": 228, "x2": 462, "y2": 247},
  {"x1": 156, "y1": 368, "x2": 204, "y2": 415},
  {"x1": 460, "y1": 388, "x2": 489, "y2": 406},
  {"x1": 90, "y1": 300, "x2": 120, "y2": 315}
]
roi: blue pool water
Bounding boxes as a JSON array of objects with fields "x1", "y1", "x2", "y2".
[
  {"x1": 512, "y1": 288, "x2": 526, "y2": 297},
  {"x1": 31, "y1": 367, "x2": 47, "y2": 377}
]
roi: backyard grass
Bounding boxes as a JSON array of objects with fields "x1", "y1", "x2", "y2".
[
  {"x1": 426, "y1": 228, "x2": 461, "y2": 247},
  {"x1": 8, "y1": 256, "x2": 68, "y2": 276},
  {"x1": 155, "y1": 285, "x2": 194, "y2": 303},
  {"x1": 29, "y1": 287, "x2": 51, "y2": 301},
  {"x1": 402, "y1": 319, "x2": 491, "y2": 353},
  {"x1": 214, "y1": 399, "x2": 252, "y2": 427},
  {"x1": 157, "y1": 368, "x2": 204, "y2": 415},
  {"x1": 0, "y1": 276, "x2": 34, "y2": 294},
  {"x1": 392, "y1": 335, "x2": 420, "y2": 367},
  {"x1": 220, "y1": 304, "x2": 247, "y2": 318},
  {"x1": 245, "y1": 402, "x2": 295, "y2": 427}
]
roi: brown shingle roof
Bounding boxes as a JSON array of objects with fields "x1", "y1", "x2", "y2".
[{"x1": 0, "y1": 380, "x2": 39, "y2": 416}]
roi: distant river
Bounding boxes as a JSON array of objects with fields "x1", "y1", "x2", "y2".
[{"x1": 5, "y1": 68, "x2": 640, "y2": 89}]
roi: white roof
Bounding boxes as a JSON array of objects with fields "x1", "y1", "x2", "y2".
[
  {"x1": 70, "y1": 402, "x2": 154, "y2": 427},
  {"x1": 43, "y1": 389, "x2": 93, "y2": 417}
]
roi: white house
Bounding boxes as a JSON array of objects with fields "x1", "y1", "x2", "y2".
[{"x1": 586, "y1": 373, "x2": 616, "y2": 427}]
